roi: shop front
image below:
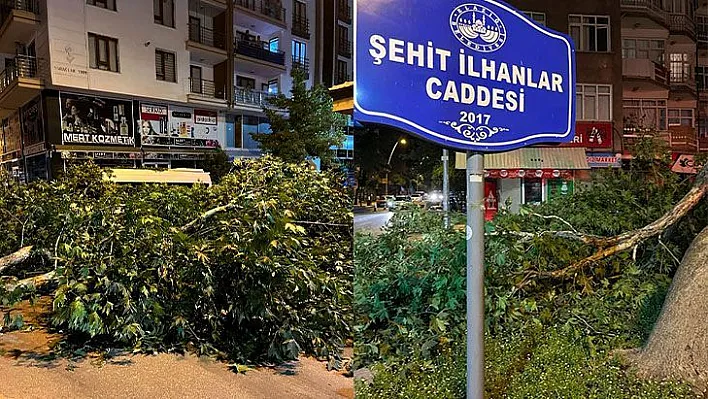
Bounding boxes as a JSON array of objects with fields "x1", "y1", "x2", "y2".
[{"x1": 458, "y1": 148, "x2": 589, "y2": 219}]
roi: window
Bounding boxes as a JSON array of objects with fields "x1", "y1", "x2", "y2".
[
  {"x1": 337, "y1": 25, "x2": 350, "y2": 56},
  {"x1": 668, "y1": 108, "x2": 694, "y2": 127},
  {"x1": 698, "y1": 15, "x2": 708, "y2": 44},
  {"x1": 267, "y1": 79, "x2": 278, "y2": 94},
  {"x1": 622, "y1": 38, "x2": 664, "y2": 64},
  {"x1": 523, "y1": 178, "x2": 543, "y2": 205},
  {"x1": 336, "y1": 60, "x2": 349, "y2": 83},
  {"x1": 88, "y1": 33, "x2": 119, "y2": 72},
  {"x1": 669, "y1": 53, "x2": 691, "y2": 83},
  {"x1": 576, "y1": 84, "x2": 612, "y2": 121},
  {"x1": 569, "y1": 15, "x2": 610, "y2": 52},
  {"x1": 155, "y1": 50, "x2": 176, "y2": 82},
  {"x1": 87, "y1": 0, "x2": 116, "y2": 11},
  {"x1": 236, "y1": 76, "x2": 256, "y2": 89},
  {"x1": 269, "y1": 38, "x2": 279, "y2": 53},
  {"x1": 292, "y1": 40, "x2": 307, "y2": 62},
  {"x1": 154, "y1": 0, "x2": 174, "y2": 28},
  {"x1": 697, "y1": 66, "x2": 708, "y2": 89},
  {"x1": 623, "y1": 99, "x2": 667, "y2": 133},
  {"x1": 522, "y1": 11, "x2": 546, "y2": 26}
]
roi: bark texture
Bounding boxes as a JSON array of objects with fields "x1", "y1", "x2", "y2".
[{"x1": 634, "y1": 226, "x2": 708, "y2": 390}]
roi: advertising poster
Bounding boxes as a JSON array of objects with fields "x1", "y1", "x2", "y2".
[
  {"x1": 21, "y1": 95, "x2": 45, "y2": 155},
  {"x1": 139, "y1": 102, "x2": 170, "y2": 146},
  {"x1": 3, "y1": 111, "x2": 22, "y2": 156},
  {"x1": 167, "y1": 106, "x2": 220, "y2": 148},
  {"x1": 60, "y1": 92, "x2": 135, "y2": 146}
]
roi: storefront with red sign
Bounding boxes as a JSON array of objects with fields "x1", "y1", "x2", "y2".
[{"x1": 456, "y1": 148, "x2": 590, "y2": 220}]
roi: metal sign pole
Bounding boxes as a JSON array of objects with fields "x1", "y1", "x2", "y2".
[
  {"x1": 466, "y1": 151, "x2": 485, "y2": 399},
  {"x1": 442, "y1": 149, "x2": 450, "y2": 229}
]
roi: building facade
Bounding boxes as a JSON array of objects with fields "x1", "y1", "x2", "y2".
[
  {"x1": 0, "y1": 0, "x2": 319, "y2": 181},
  {"x1": 319, "y1": 0, "x2": 352, "y2": 88}
]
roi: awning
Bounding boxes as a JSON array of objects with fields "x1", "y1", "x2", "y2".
[
  {"x1": 104, "y1": 168, "x2": 212, "y2": 186},
  {"x1": 455, "y1": 148, "x2": 590, "y2": 170}
]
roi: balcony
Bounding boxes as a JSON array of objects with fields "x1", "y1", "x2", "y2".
[
  {"x1": 235, "y1": 39, "x2": 285, "y2": 67},
  {"x1": 292, "y1": 56, "x2": 310, "y2": 74},
  {"x1": 622, "y1": 58, "x2": 669, "y2": 86},
  {"x1": 0, "y1": 0, "x2": 40, "y2": 54},
  {"x1": 187, "y1": 78, "x2": 228, "y2": 106},
  {"x1": 234, "y1": 87, "x2": 276, "y2": 109},
  {"x1": 337, "y1": 0, "x2": 351, "y2": 24},
  {"x1": 337, "y1": 39, "x2": 352, "y2": 58},
  {"x1": 0, "y1": 55, "x2": 42, "y2": 118},
  {"x1": 699, "y1": 27, "x2": 708, "y2": 49},
  {"x1": 669, "y1": 13, "x2": 695, "y2": 39},
  {"x1": 620, "y1": 0, "x2": 668, "y2": 28},
  {"x1": 699, "y1": 136, "x2": 708, "y2": 152},
  {"x1": 292, "y1": 14, "x2": 310, "y2": 39},
  {"x1": 668, "y1": 125, "x2": 698, "y2": 152},
  {"x1": 187, "y1": 23, "x2": 228, "y2": 64},
  {"x1": 670, "y1": 71, "x2": 697, "y2": 96},
  {"x1": 234, "y1": 0, "x2": 285, "y2": 26}
]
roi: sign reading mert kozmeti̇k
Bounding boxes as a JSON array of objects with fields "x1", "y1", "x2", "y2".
[{"x1": 354, "y1": 0, "x2": 577, "y2": 152}]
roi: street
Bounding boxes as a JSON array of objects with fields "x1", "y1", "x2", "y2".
[{"x1": 354, "y1": 211, "x2": 393, "y2": 234}]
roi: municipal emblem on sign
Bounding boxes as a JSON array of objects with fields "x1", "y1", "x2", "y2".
[{"x1": 450, "y1": 4, "x2": 507, "y2": 53}]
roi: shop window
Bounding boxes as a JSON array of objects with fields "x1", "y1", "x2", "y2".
[{"x1": 523, "y1": 178, "x2": 543, "y2": 205}]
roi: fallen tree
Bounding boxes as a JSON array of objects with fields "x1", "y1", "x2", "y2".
[{"x1": 0, "y1": 157, "x2": 353, "y2": 363}]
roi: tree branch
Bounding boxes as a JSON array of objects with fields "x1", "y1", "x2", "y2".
[
  {"x1": 530, "y1": 179, "x2": 707, "y2": 281},
  {"x1": 180, "y1": 202, "x2": 240, "y2": 233},
  {"x1": 3, "y1": 271, "x2": 56, "y2": 292},
  {"x1": 294, "y1": 221, "x2": 351, "y2": 228},
  {"x1": 0, "y1": 246, "x2": 34, "y2": 275}
]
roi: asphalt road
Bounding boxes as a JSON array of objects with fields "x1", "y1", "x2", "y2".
[{"x1": 354, "y1": 211, "x2": 393, "y2": 234}]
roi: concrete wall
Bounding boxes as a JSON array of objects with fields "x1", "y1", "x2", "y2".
[{"x1": 46, "y1": 0, "x2": 191, "y2": 103}]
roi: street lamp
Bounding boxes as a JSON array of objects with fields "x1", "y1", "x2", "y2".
[{"x1": 385, "y1": 138, "x2": 407, "y2": 196}]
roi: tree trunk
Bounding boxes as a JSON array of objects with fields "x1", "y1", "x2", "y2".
[{"x1": 634, "y1": 226, "x2": 708, "y2": 391}]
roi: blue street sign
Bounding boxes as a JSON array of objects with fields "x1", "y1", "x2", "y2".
[{"x1": 354, "y1": 0, "x2": 576, "y2": 152}]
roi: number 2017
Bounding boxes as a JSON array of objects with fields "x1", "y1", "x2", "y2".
[{"x1": 460, "y1": 112, "x2": 490, "y2": 125}]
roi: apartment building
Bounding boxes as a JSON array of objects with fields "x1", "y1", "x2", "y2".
[
  {"x1": 0, "y1": 0, "x2": 318, "y2": 181},
  {"x1": 621, "y1": 0, "x2": 707, "y2": 156},
  {"x1": 319, "y1": 0, "x2": 352, "y2": 88}
]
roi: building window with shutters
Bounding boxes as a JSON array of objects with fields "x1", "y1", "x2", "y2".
[
  {"x1": 88, "y1": 33, "x2": 119, "y2": 72},
  {"x1": 155, "y1": 50, "x2": 176, "y2": 82},
  {"x1": 154, "y1": 0, "x2": 175, "y2": 28}
]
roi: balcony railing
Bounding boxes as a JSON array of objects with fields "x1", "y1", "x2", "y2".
[
  {"x1": 234, "y1": 87, "x2": 276, "y2": 107},
  {"x1": 0, "y1": 0, "x2": 40, "y2": 24},
  {"x1": 189, "y1": 78, "x2": 226, "y2": 100},
  {"x1": 337, "y1": 0, "x2": 351, "y2": 23},
  {"x1": 292, "y1": 56, "x2": 309, "y2": 74},
  {"x1": 292, "y1": 14, "x2": 310, "y2": 39},
  {"x1": 670, "y1": 13, "x2": 695, "y2": 38},
  {"x1": 699, "y1": 27, "x2": 708, "y2": 48},
  {"x1": 668, "y1": 126, "x2": 698, "y2": 151},
  {"x1": 234, "y1": 0, "x2": 285, "y2": 23},
  {"x1": 620, "y1": 0, "x2": 668, "y2": 26},
  {"x1": 188, "y1": 23, "x2": 226, "y2": 50},
  {"x1": 0, "y1": 55, "x2": 38, "y2": 94},
  {"x1": 699, "y1": 136, "x2": 708, "y2": 151},
  {"x1": 337, "y1": 39, "x2": 352, "y2": 58},
  {"x1": 235, "y1": 39, "x2": 285, "y2": 65}
]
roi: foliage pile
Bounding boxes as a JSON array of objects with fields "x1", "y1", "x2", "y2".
[
  {"x1": 0, "y1": 156, "x2": 352, "y2": 363},
  {"x1": 354, "y1": 146, "x2": 707, "y2": 396}
]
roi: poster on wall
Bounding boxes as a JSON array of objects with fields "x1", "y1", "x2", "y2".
[
  {"x1": 2, "y1": 111, "x2": 22, "y2": 157},
  {"x1": 139, "y1": 103, "x2": 169, "y2": 146},
  {"x1": 21, "y1": 96, "x2": 45, "y2": 156},
  {"x1": 166, "y1": 106, "x2": 220, "y2": 148},
  {"x1": 60, "y1": 92, "x2": 135, "y2": 146}
]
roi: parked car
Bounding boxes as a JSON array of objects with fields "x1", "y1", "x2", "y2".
[
  {"x1": 375, "y1": 196, "x2": 388, "y2": 209},
  {"x1": 389, "y1": 195, "x2": 411, "y2": 210},
  {"x1": 410, "y1": 192, "x2": 426, "y2": 207}
]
